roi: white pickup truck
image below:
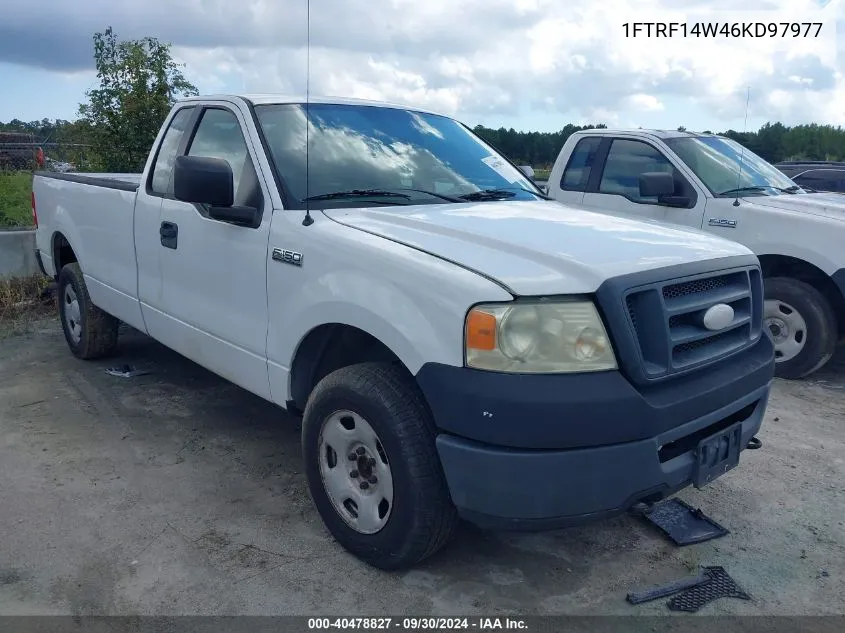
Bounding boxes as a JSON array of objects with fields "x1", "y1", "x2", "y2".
[
  {"x1": 33, "y1": 94, "x2": 774, "y2": 570},
  {"x1": 546, "y1": 129, "x2": 845, "y2": 380}
]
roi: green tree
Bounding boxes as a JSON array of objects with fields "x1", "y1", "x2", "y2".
[{"x1": 77, "y1": 26, "x2": 198, "y2": 172}]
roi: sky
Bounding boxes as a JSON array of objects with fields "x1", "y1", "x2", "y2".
[{"x1": 0, "y1": 0, "x2": 843, "y2": 133}]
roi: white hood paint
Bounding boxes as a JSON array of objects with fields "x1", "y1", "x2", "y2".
[
  {"x1": 324, "y1": 200, "x2": 752, "y2": 296},
  {"x1": 743, "y1": 192, "x2": 845, "y2": 222}
]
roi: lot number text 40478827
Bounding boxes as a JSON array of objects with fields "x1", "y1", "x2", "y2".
[{"x1": 307, "y1": 617, "x2": 528, "y2": 630}]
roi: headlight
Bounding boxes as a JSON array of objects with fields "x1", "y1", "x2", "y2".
[{"x1": 464, "y1": 299, "x2": 617, "y2": 373}]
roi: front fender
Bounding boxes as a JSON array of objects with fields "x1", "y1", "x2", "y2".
[
  {"x1": 267, "y1": 271, "x2": 465, "y2": 407},
  {"x1": 264, "y1": 212, "x2": 514, "y2": 405}
]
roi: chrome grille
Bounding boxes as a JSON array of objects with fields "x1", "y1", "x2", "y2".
[{"x1": 623, "y1": 266, "x2": 763, "y2": 379}]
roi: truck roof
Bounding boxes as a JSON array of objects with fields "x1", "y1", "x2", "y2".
[
  {"x1": 573, "y1": 128, "x2": 724, "y2": 140},
  {"x1": 177, "y1": 93, "x2": 448, "y2": 118}
]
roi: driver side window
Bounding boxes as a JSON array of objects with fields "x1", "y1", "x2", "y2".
[
  {"x1": 599, "y1": 139, "x2": 677, "y2": 203},
  {"x1": 186, "y1": 107, "x2": 263, "y2": 210}
]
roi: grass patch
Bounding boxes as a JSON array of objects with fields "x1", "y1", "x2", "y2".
[
  {"x1": 0, "y1": 171, "x2": 34, "y2": 228},
  {"x1": 0, "y1": 274, "x2": 56, "y2": 338},
  {"x1": 533, "y1": 168, "x2": 551, "y2": 181}
]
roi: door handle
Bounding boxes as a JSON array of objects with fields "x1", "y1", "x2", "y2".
[{"x1": 160, "y1": 221, "x2": 178, "y2": 249}]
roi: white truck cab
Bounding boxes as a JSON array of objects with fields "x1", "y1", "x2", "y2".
[
  {"x1": 33, "y1": 96, "x2": 774, "y2": 569},
  {"x1": 547, "y1": 129, "x2": 845, "y2": 379}
]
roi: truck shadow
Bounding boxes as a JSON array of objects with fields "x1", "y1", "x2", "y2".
[
  {"x1": 103, "y1": 327, "x2": 676, "y2": 605},
  {"x1": 66, "y1": 324, "x2": 839, "y2": 613},
  {"x1": 803, "y1": 345, "x2": 845, "y2": 387}
]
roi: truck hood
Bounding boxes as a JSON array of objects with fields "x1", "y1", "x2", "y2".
[
  {"x1": 742, "y1": 192, "x2": 845, "y2": 222},
  {"x1": 323, "y1": 200, "x2": 751, "y2": 296}
]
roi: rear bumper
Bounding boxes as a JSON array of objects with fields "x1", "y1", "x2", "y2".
[{"x1": 416, "y1": 334, "x2": 774, "y2": 529}]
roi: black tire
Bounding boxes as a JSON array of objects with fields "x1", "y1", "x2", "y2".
[
  {"x1": 301, "y1": 362, "x2": 457, "y2": 570},
  {"x1": 765, "y1": 276, "x2": 837, "y2": 379},
  {"x1": 57, "y1": 262, "x2": 120, "y2": 359}
]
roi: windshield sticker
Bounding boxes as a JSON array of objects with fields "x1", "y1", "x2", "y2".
[{"x1": 482, "y1": 155, "x2": 521, "y2": 182}]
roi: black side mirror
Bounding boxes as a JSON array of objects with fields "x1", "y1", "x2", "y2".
[
  {"x1": 639, "y1": 171, "x2": 674, "y2": 197},
  {"x1": 174, "y1": 155, "x2": 234, "y2": 206},
  {"x1": 639, "y1": 171, "x2": 690, "y2": 208},
  {"x1": 173, "y1": 155, "x2": 260, "y2": 227}
]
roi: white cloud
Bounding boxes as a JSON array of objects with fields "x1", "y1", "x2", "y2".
[
  {"x1": 1, "y1": 0, "x2": 844, "y2": 127},
  {"x1": 626, "y1": 94, "x2": 665, "y2": 112}
]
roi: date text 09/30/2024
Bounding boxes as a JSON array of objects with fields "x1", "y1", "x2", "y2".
[{"x1": 307, "y1": 618, "x2": 528, "y2": 630}]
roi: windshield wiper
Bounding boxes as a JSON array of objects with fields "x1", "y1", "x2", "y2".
[
  {"x1": 302, "y1": 187, "x2": 469, "y2": 204},
  {"x1": 302, "y1": 189, "x2": 412, "y2": 202},
  {"x1": 458, "y1": 186, "x2": 550, "y2": 201},
  {"x1": 719, "y1": 185, "x2": 800, "y2": 197},
  {"x1": 717, "y1": 186, "x2": 769, "y2": 197},
  {"x1": 389, "y1": 188, "x2": 465, "y2": 202}
]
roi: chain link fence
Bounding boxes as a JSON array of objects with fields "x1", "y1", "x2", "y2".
[{"x1": 0, "y1": 132, "x2": 95, "y2": 173}]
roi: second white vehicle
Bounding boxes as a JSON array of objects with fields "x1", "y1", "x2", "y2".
[{"x1": 547, "y1": 129, "x2": 845, "y2": 379}]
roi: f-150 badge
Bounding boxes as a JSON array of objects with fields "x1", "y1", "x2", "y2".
[
  {"x1": 272, "y1": 248, "x2": 303, "y2": 266},
  {"x1": 708, "y1": 218, "x2": 737, "y2": 228}
]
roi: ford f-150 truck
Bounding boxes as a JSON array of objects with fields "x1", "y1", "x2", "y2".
[
  {"x1": 546, "y1": 129, "x2": 845, "y2": 380},
  {"x1": 33, "y1": 94, "x2": 774, "y2": 570}
]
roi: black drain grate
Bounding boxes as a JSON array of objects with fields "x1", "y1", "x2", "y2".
[{"x1": 667, "y1": 566, "x2": 751, "y2": 612}]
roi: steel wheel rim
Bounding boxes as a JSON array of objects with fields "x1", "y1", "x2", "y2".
[
  {"x1": 63, "y1": 285, "x2": 82, "y2": 345},
  {"x1": 764, "y1": 299, "x2": 807, "y2": 363},
  {"x1": 318, "y1": 411, "x2": 393, "y2": 534},
  {"x1": 317, "y1": 409, "x2": 394, "y2": 535}
]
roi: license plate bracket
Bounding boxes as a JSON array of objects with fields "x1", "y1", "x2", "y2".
[{"x1": 693, "y1": 422, "x2": 742, "y2": 489}]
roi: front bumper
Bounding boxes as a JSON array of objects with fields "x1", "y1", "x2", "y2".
[{"x1": 415, "y1": 333, "x2": 774, "y2": 530}]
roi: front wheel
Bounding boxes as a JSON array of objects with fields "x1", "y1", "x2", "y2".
[
  {"x1": 764, "y1": 276, "x2": 837, "y2": 379},
  {"x1": 301, "y1": 362, "x2": 457, "y2": 570}
]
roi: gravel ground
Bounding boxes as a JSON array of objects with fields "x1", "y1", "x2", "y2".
[{"x1": 0, "y1": 317, "x2": 843, "y2": 617}]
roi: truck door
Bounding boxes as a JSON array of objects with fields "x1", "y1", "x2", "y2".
[
  {"x1": 577, "y1": 136, "x2": 706, "y2": 229},
  {"x1": 134, "y1": 105, "x2": 196, "y2": 332},
  {"x1": 153, "y1": 103, "x2": 273, "y2": 400}
]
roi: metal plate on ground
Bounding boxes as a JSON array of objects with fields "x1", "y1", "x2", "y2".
[
  {"x1": 641, "y1": 498, "x2": 729, "y2": 546},
  {"x1": 694, "y1": 421, "x2": 742, "y2": 488}
]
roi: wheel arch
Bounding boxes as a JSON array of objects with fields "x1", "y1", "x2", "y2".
[
  {"x1": 51, "y1": 231, "x2": 79, "y2": 278},
  {"x1": 758, "y1": 253, "x2": 844, "y2": 336},
  {"x1": 287, "y1": 322, "x2": 420, "y2": 413}
]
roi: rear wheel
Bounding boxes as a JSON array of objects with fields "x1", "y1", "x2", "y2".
[
  {"x1": 764, "y1": 276, "x2": 837, "y2": 379},
  {"x1": 301, "y1": 362, "x2": 457, "y2": 570},
  {"x1": 57, "y1": 263, "x2": 120, "y2": 359}
]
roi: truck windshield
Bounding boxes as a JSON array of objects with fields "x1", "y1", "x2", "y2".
[
  {"x1": 253, "y1": 103, "x2": 543, "y2": 208},
  {"x1": 664, "y1": 136, "x2": 804, "y2": 197}
]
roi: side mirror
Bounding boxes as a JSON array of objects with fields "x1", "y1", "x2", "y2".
[
  {"x1": 519, "y1": 165, "x2": 535, "y2": 179},
  {"x1": 639, "y1": 171, "x2": 674, "y2": 197},
  {"x1": 174, "y1": 155, "x2": 234, "y2": 207},
  {"x1": 639, "y1": 171, "x2": 690, "y2": 208},
  {"x1": 173, "y1": 155, "x2": 260, "y2": 226}
]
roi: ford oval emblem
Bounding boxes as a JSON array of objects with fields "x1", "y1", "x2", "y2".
[{"x1": 702, "y1": 303, "x2": 735, "y2": 331}]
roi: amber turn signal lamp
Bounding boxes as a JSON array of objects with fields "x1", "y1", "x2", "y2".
[{"x1": 466, "y1": 308, "x2": 497, "y2": 351}]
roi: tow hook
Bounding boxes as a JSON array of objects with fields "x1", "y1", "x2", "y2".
[{"x1": 746, "y1": 437, "x2": 762, "y2": 450}]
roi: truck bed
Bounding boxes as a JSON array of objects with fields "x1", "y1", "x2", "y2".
[
  {"x1": 34, "y1": 171, "x2": 141, "y2": 191},
  {"x1": 33, "y1": 170, "x2": 146, "y2": 334}
]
